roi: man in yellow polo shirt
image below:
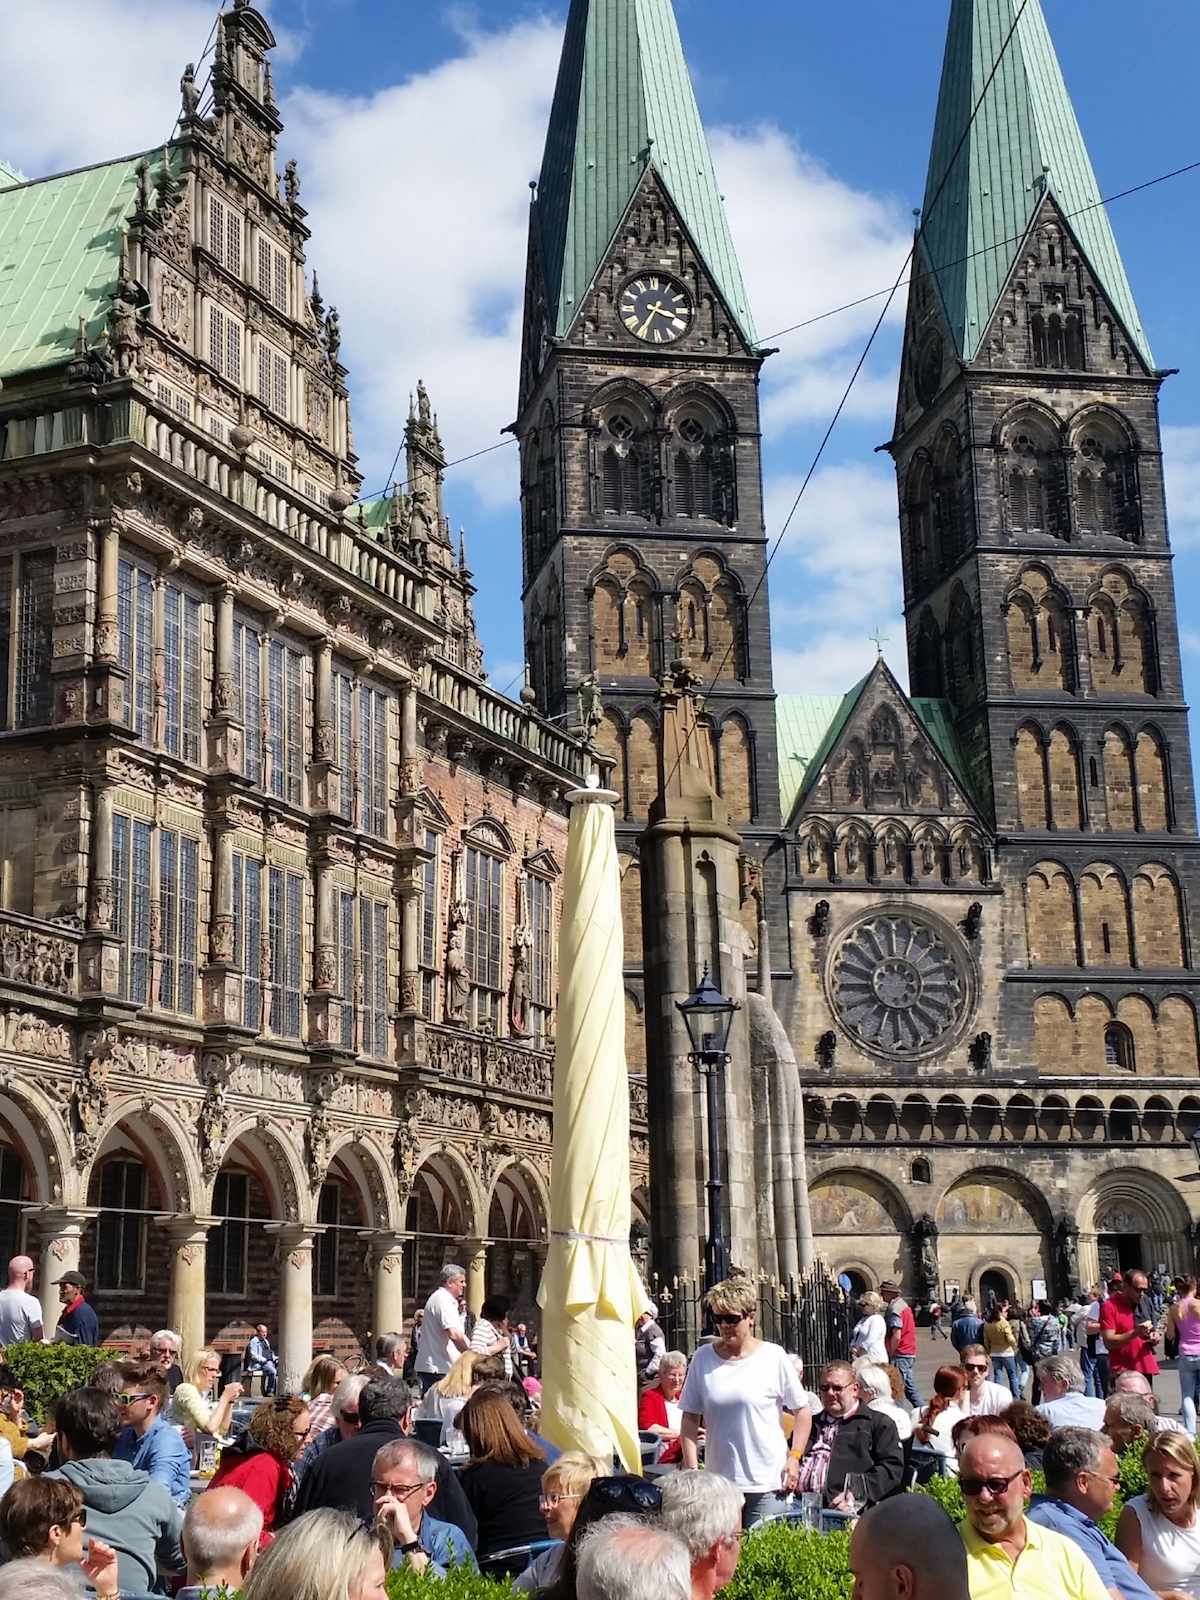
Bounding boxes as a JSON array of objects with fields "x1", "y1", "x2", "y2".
[{"x1": 958, "y1": 1434, "x2": 1111, "y2": 1600}]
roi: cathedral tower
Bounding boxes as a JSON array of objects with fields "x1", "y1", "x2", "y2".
[
  {"x1": 517, "y1": 0, "x2": 789, "y2": 1280},
  {"x1": 889, "y1": 0, "x2": 1200, "y2": 1081},
  {"x1": 516, "y1": 0, "x2": 780, "y2": 846}
]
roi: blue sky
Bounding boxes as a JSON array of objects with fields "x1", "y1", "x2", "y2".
[{"x1": 3, "y1": 0, "x2": 1198, "y2": 709}]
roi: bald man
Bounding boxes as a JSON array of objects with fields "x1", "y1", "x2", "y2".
[
  {"x1": 850, "y1": 1495, "x2": 970, "y2": 1600},
  {"x1": 1111, "y1": 1372, "x2": 1187, "y2": 1433},
  {"x1": 0, "y1": 1257, "x2": 42, "y2": 1346},
  {"x1": 178, "y1": 1486, "x2": 262, "y2": 1600},
  {"x1": 957, "y1": 1433, "x2": 1112, "y2": 1600}
]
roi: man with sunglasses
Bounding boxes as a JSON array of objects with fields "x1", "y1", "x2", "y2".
[
  {"x1": 1027, "y1": 1427, "x2": 1159, "y2": 1600},
  {"x1": 961, "y1": 1346, "x2": 1019, "y2": 1416},
  {"x1": 111, "y1": 1360, "x2": 192, "y2": 1505},
  {"x1": 956, "y1": 1431, "x2": 1111, "y2": 1600},
  {"x1": 795, "y1": 1361, "x2": 903, "y2": 1512}
]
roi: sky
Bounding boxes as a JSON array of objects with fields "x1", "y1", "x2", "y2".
[{"x1": 2, "y1": 0, "x2": 1199, "y2": 712}]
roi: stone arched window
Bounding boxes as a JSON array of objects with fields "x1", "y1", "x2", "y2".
[
  {"x1": 912, "y1": 609, "x2": 942, "y2": 696},
  {"x1": 1102, "y1": 726, "x2": 1137, "y2": 831},
  {"x1": 1005, "y1": 413, "x2": 1066, "y2": 539},
  {"x1": 675, "y1": 554, "x2": 743, "y2": 679},
  {"x1": 1135, "y1": 726, "x2": 1170, "y2": 832},
  {"x1": 933, "y1": 428, "x2": 967, "y2": 568},
  {"x1": 590, "y1": 549, "x2": 656, "y2": 677},
  {"x1": 1047, "y1": 724, "x2": 1083, "y2": 830},
  {"x1": 1104, "y1": 1022, "x2": 1135, "y2": 1072},
  {"x1": 1005, "y1": 566, "x2": 1072, "y2": 692},
  {"x1": 668, "y1": 394, "x2": 735, "y2": 525},
  {"x1": 522, "y1": 402, "x2": 558, "y2": 570},
  {"x1": 905, "y1": 455, "x2": 935, "y2": 591},
  {"x1": 944, "y1": 586, "x2": 979, "y2": 706},
  {"x1": 1132, "y1": 862, "x2": 1185, "y2": 969},
  {"x1": 1088, "y1": 570, "x2": 1155, "y2": 695},
  {"x1": 1079, "y1": 861, "x2": 1131, "y2": 966},
  {"x1": 1073, "y1": 411, "x2": 1140, "y2": 542},
  {"x1": 1026, "y1": 861, "x2": 1077, "y2": 966},
  {"x1": 600, "y1": 407, "x2": 650, "y2": 518},
  {"x1": 1015, "y1": 725, "x2": 1049, "y2": 830},
  {"x1": 716, "y1": 713, "x2": 755, "y2": 821}
]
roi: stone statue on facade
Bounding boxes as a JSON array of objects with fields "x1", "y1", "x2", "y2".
[
  {"x1": 445, "y1": 910, "x2": 470, "y2": 1024},
  {"x1": 576, "y1": 673, "x2": 604, "y2": 742},
  {"x1": 284, "y1": 160, "x2": 300, "y2": 208},
  {"x1": 911, "y1": 1213, "x2": 940, "y2": 1304},
  {"x1": 181, "y1": 63, "x2": 201, "y2": 120},
  {"x1": 72, "y1": 1044, "x2": 110, "y2": 1167},
  {"x1": 509, "y1": 933, "x2": 531, "y2": 1038}
]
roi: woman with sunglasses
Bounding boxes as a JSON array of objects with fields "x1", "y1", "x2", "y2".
[
  {"x1": 536, "y1": 1476, "x2": 664, "y2": 1600},
  {"x1": 207, "y1": 1394, "x2": 312, "y2": 1544},
  {"x1": 0, "y1": 1476, "x2": 121, "y2": 1599},
  {"x1": 678, "y1": 1276, "x2": 812, "y2": 1528},
  {"x1": 514, "y1": 1450, "x2": 609, "y2": 1594}
]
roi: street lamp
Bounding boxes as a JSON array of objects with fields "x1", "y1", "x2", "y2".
[{"x1": 677, "y1": 967, "x2": 740, "y2": 1292}]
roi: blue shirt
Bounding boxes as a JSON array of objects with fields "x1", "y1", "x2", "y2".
[
  {"x1": 1027, "y1": 1494, "x2": 1159, "y2": 1600},
  {"x1": 56, "y1": 1297, "x2": 100, "y2": 1346},
  {"x1": 390, "y1": 1511, "x2": 478, "y2": 1578},
  {"x1": 951, "y1": 1314, "x2": 984, "y2": 1351},
  {"x1": 113, "y1": 1416, "x2": 193, "y2": 1504}
]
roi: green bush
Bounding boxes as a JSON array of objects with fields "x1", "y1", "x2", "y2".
[
  {"x1": 724, "y1": 1521, "x2": 853, "y2": 1600},
  {"x1": 2, "y1": 1342, "x2": 121, "y2": 1424},
  {"x1": 385, "y1": 1564, "x2": 515, "y2": 1600}
]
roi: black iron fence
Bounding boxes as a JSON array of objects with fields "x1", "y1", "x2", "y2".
[{"x1": 651, "y1": 1262, "x2": 853, "y2": 1372}]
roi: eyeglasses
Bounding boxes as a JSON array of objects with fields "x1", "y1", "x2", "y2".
[
  {"x1": 590, "y1": 1478, "x2": 663, "y2": 1513},
  {"x1": 116, "y1": 1393, "x2": 154, "y2": 1406},
  {"x1": 540, "y1": 1493, "x2": 581, "y2": 1509},
  {"x1": 819, "y1": 1382, "x2": 853, "y2": 1393},
  {"x1": 54, "y1": 1509, "x2": 87, "y2": 1531},
  {"x1": 964, "y1": 1364, "x2": 989, "y2": 1374},
  {"x1": 1085, "y1": 1471, "x2": 1123, "y2": 1488},
  {"x1": 959, "y1": 1469, "x2": 1025, "y2": 1498},
  {"x1": 340, "y1": 1411, "x2": 361, "y2": 1424},
  {"x1": 371, "y1": 1480, "x2": 426, "y2": 1499},
  {"x1": 713, "y1": 1313, "x2": 747, "y2": 1326}
]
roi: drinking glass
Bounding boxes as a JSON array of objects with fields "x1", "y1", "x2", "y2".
[{"x1": 842, "y1": 1473, "x2": 868, "y2": 1514}]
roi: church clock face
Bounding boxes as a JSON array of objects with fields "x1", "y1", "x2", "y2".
[{"x1": 619, "y1": 275, "x2": 693, "y2": 344}]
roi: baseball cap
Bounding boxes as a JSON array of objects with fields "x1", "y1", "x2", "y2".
[{"x1": 56, "y1": 1271, "x2": 87, "y2": 1289}]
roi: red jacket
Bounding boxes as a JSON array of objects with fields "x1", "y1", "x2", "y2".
[
  {"x1": 637, "y1": 1387, "x2": 682, "y2": 1464},
  {"x1": 208, "y1": 1449, "x2": 292, "y2": 1543}
]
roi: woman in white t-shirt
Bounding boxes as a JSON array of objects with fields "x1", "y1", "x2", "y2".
[
  {"x1": 679, "y1": 1278, "x2": 811, "y2": 1528},
  {"x1": 912, "y1": 1365, "x2": 968, "y2": 1472},
  {"x1": 850, "y1": 1292, "x2": 888, "y2": 1364}
]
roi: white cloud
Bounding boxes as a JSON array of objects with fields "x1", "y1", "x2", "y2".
[
  {"x1": 767, "y1": 460, "x2": 907, "y2": 694},
  {"x1": 1164, "y1": 425, "x2": 1200, "y2": 550},
  {"x1": 282, "y1": 20, "x2": 562, "y2": 506},
  {"x1": 0, "y1": 1, "x2": 214, "y2": 175},
  {"x1": 711, "y1": 126, "x2": 911, "y2": 432}
]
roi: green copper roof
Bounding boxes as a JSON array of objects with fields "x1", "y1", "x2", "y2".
[
  {"x1": 920, "y1": 0, "x2": 1152, "y2": 369},
  {"x1": 777, "y1": 682, "x2": 977, "y2": 822},
  {"x1": 0, "y1": 161, "x2": 25, "y2": 189},
  {"x1": 776, "y1": 688, "x2": 862, "y2": 820},
  {"x1": 534, "y1": 0, "x2": 756, "y2": 343},
  {"x1": 0, "y1": 154, "x2": 144, "y2": 380}
]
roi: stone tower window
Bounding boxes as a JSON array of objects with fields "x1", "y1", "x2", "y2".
[
  {"x1": 1075, "y1": 419, "x2": 1141, "y2": 542},
  {"x1": 674, "y1": 416, "x2": 714, "y2": 518},
  {"x1": 601, "y1": 413, "x2": 647, "y2": 517},
  {"x1": 1105, "y1": 1023, "x2": 1135, "y2": 1072},
  {"x1": 1009, "y1": 432, "x2": 1048, "y2": 534}
]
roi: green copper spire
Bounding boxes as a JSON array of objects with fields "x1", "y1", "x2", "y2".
[
  {"x1": 533, "y1": 0, "x2": 755, "y2": 344},
  {"x1": 920, "y1": 0, "x2": 1152, "y2": 369}
]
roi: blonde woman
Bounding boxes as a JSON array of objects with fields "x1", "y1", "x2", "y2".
[
  {"x1": 679, "y1": 1276, "x2": 811, "y2": 1527},
  {"x1": 413, "y1": 1350, "x2": 479, "y2": 1426},
  {"x1": 241, "y1": 1507, "x2": 391, "y2": 1600},
  {"x1": 165, "y1": 1347, "x2": 242, "y2": 1436},
  {"x1": 301, "y1": 1356, "x2": 348, "y2": 1448},
  {"x1": 1117, "y1": 1431, "x2": 1200, "y2": 1598},
  {"x1": 851, "y1": 1293, "x2": 888, "y2": 1363},
  {"x1": 514, "y1": 1450, "x2": 609, "y2": 1593}
]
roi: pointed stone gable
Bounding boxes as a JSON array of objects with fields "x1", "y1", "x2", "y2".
[
  {"x1": 792, "y1": 661, "x2": 982, "y2": 827},
  {"x1": 919, "y1": 0, "x2": 1152, "y2": 370},
  {"x1": 532, "y1": 0, "x2": 755, "y2": 345}
]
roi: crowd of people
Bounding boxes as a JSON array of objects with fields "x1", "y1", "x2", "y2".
[{"x1": 0, "y1": 1259, "x2": 1199, "y2": 1600}]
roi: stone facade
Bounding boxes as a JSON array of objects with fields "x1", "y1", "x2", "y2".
[
  {"x1": 0, "y1": 7, "x2": 648, "y2": 1378},
  {"x1": 520, "y1": 0, "x2": 1200, "y2": 1304}
]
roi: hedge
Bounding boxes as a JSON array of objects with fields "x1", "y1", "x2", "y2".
[
  {"x1": 1, "y1": 1343, "x2": 121, "y2": 1424},
  {"x1": 382, "y1": 1445, "x2": 1148, "y2": 1600}
]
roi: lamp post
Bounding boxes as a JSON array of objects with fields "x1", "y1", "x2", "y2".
[{"x1": 677, "y1": 968, "x2": 740, "y2": 1292}]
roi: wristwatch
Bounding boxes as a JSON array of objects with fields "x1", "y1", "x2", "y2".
[{"x1": 399, "y1": 1541, "x2": 423, "y2": 1555}]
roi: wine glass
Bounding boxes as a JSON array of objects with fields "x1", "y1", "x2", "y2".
[{"x1": 842, "y1": 1474, "x2": 868, "y2": 1515}]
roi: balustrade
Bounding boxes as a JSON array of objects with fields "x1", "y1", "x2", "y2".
[{"x1": 0, "y1": 911, "x2": 80, "y2": 997}]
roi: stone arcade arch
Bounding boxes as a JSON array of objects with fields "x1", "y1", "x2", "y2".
[
  {"x1": 935, "y1": 1169, "x2": 1053, "y2": 1302},
  {"x1": 807, "y1": 1168, "x2": 912, "y2": 1289},
  {"x1": 1076, "y1": 1169, "x2": 1192, "y2": 1285},
  {"x1": 486, "y1": 1161, "x2": 550, "y2": 1323}
]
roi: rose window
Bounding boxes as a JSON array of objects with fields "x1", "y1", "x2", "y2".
[{"x1": 831, "y1": 913, "x2": 966, "y2": 1055}]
